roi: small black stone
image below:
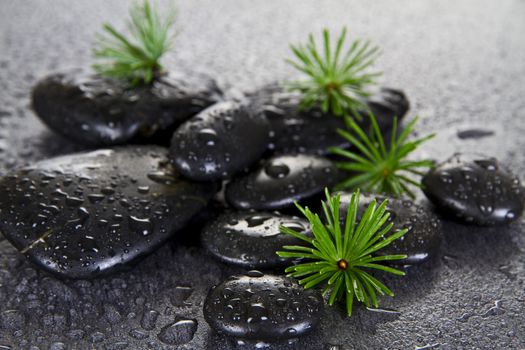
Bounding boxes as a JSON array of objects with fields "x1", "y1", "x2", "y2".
[
  {"x1": 339, "y1": 193, "x2": 442, "y2": 264},
  {"x1": 31, "y1": 70, "x2": 222, "y2": 146},
  {"x1": 0, "y1": 146, "x2": 217, "y2": 279},
  {"x1": 422, "y1": 153, "x2": 524, "y2": 226},
  {"x1": 225, "y1": 154, "x2": 338, "y2": 210},
  {"x1": 203, "y1": 272, "x2": 323, "y2": 341},
  {"x1": 169, "y1": 101, "x2": 270, "y2": 181},
  {"x1": 201, "y1": 211, "x2": 311, "y2": 269},
  {"x1": 249, "y1": 84, "x2": 409, "y2": 155}
]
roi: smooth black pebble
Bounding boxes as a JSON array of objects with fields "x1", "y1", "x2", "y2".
[
  {"x1": 422, "y1": 153, "x2": 524, "y2": 226},
  {"x1": 203, "y1": 271, "x2": 323, "y2": 341},
  {"x1": 201, "y1": 211, "x2": 311, "y2": 269},
  {"x1": 169, "y1": 101, "x2": 270, "y2": 181},
  {"x1": 249, "y1": 84, "x2": 409, "y2": 155},
  {"x1": 226, "y1": 154, "x2": 338, "y2": 210},
  {"x1": 0, "y1": 146, "x2": 217, "y2": 278},
  {"x1": 31, "y1": 70, "x2": 222, "y2": 146},
  {"x1": 340, "y1": 193, "x2": 442, "y2": 264}
]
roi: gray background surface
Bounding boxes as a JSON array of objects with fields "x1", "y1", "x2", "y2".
[{"x1": 1, "y1": 1, "x2": 525, "y2": 349}]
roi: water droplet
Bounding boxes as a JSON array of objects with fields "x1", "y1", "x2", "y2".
[
  {"x1": 137, "y1": 186, "x2": 150, "y2": 194},
  {"x1": 245, "y1": 215, "x2": 271, "y2": 227},
  {"x1": 474, "y1": 158, "x2": 498, "y2": 171},
  {"x1": 197, "y1": 128, "x2": 218, "y2": 147},
  {"x1": 246, "y1": 270, "x2": 264, "y2": 278},
  {"x1": 264, "y1": 162, "x2": 290, "y2": 179},
  {"x1": 129, "y1": 216, "x2": 153, "y2": 236},
  {"x1": 157, "y1": 319, "x2": 197, "y2": 345},
  {"x1": 147, "y1": 171, "x2": 177, "y2": 185}
]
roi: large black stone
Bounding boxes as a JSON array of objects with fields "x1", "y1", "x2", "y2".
[
  {"x1": 0, "y1": 146, "x2": 217, "y2": 279},
  {"x1": 225, "y1": 154, "x2": 338, "y2": 210},
  {"x1": 248, "y1": 84, "x2": 409, "y2": 155},
  {"x1": 422, "y1": 153, "x2": 524, "y2": 226},
  {"x1": 339, "y1": 193, "x2": 442, "y2": 264},
  {"x1": 203, "y1": 271, "x2": 323, "y2": 341},
  {"x1": 169, "y1": 101, "x2": 270, "y2": 181},
  {"x1": 201, "y1": 211, "x2": 311, "y2": 269},
  {"x1": 31, "y1": 70, "x2": 222, "y2": 146}
]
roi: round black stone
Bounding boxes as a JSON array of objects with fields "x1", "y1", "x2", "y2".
[
  {"x1": 169, "y1": 101, "x2": 270, "y2": 181},
  {"x1": 31, "y1": 70, "x2": 222, "y2": 146},
  {"x1": 339, "y1": 193, "x2": 442, "y2": 264},
  {"x1": 0, "y1": 146, "x2": 217, "y2": 279},
  {"x1": 225, "y1": 154, "x2": 338, "y2": 210},
  {"x1": 248, "y1": 84, "x2": 409, "y2": 155},
  {"x1": 422, "y1": 153, "x2": 524, "y2": 226},
  {"x1": 203, "y1": 272, "x2": 323, "y2": 341},
  {"x1": 201, "y1": 211, "x2": 311, "y2": 269}
]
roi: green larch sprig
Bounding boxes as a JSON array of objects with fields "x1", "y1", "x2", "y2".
[
  {"x1": 286, "y1": 27, "x2": 381, "y2": 118},
  {"x1": 331, "y1": 113, "x2": 435, "y2": 198},
  {"x1": 93, "y1": 1, "x2": 177, "y2": 85},
  {"x1": 277, "y1": 188, "x2": 407, "y2": 316}
]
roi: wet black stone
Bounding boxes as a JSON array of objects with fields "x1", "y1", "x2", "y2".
[
  {"x1": 0, "y1": 146, "x2": 217, "y2": 279},
  {"x1": 339, "y1": 193, "x2": 442, "y2": 264},
  {"x1": 31, "y1": 70, "x2": 222, "y2": 146},
  {"x1": 203, "y1": 271, "x2": 323, "y2": 341},
  {"x1": 169, "y1": 101, "x2": 270, "y2": 181},
  {"x1": 225, "y1": 154, "x2": 338, "y2": 210},
  {"x1": 201, "y1": 211, "x2": 311, "y2": 269},
  {"x1": 249, "y1": 84, "x2": 409, "y2": 155},
  {"x1": 422, "y1": 153, "x2": 524, "y2": 226}
]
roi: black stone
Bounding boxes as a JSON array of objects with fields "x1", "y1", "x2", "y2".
[
  {"x1": 201, "y1": 211, "x2": 311, "y2": 269},
  {"x1": 203, "y1": 271, "x2": 323, "y2": 341},
  {"x1": 339, "y1": 193, "x2": 442, "y2": 264},
  {"x1": 248, "y1": 84, "x2": 409, "y2": 155},
  {"x1": 0, "y1": 146, "x2": 217, "y2": 279},
  {"x1": 422, "y1": 153, "x2": 524, "y2": 226},
  {"x1": 225, "y1": 154, "x2": 338, "y2": 210},
  {"x1": 169, "y1": 101, "x2": 270, "y2": 181},
  {"x1": 31, "y1": 70, "x2": 222, "y2": 146}
]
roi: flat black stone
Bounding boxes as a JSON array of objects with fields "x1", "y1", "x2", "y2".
[
  {"x1": 339, "y1": 193, "x2": 442, "y2": 264},
  {"x1": 203, "y1": 271, "x2": 323, "y2": 341},
  {"x1": 31, "y1": 70, "x2": 222, "y2": 146},
  {"x1": 249, "y1": 84, "x2": 409, "y2": 155},
  {"x1": 169, "y1": 101, "x2": 270, "y2": 181},
  {"x1": 422, "y1": 153, "x2": 524, "y2": 226},
  {"x1": 0, "y1": 146, "x2": 217, "y2": 279},
  {"x1": 225, "y1": 154, "x2": 338, "y2": 210},
  {"x1": 201, "y1": 211, "x2": 311, "y2": 269}
]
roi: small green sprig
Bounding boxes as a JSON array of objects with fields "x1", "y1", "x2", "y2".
[
  {"x1": 93, "y1": 1, "x2": 177, "y2": 85},
  {"x1": 286, "y1": 27, "x2": 381, "y2": 118},
  {"x1": 331, "y1": 113, "x2": 435, "y2": 198},
  {"x1": 277, "y1": 189, "x2": 407, "y2": 316}
]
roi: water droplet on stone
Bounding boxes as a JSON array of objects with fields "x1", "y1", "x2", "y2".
[{"x1": 264, "y1": 162, "x2": 290, "y2": 179}]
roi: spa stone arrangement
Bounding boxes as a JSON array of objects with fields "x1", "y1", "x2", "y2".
[{"x1": 0, "y1": 1, "x2": 524, "y2": 349}]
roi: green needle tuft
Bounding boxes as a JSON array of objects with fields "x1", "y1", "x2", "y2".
[
  {"x1": 330, "y1": 113, "x2": 435, "y2": 198},
  {"x1": 286, "y1": 27, "x2": 381, "y2": 119},
  {"x1": 92, "y1": 0, "x2": 177, "y2": 85},
  {"x1": 277, "y1": 188, "x2": 408, "y2": 316}
]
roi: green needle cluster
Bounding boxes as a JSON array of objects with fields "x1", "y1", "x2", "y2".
[
  {"x1": 286, "y1": 27, "x2": 381, "y2": 118},
  {"x1": 277, "y1": 188, "x2": 407, "y2": 316},
  {"x1": 331, "y1": 113, "x2": 435, "y2": 198},
  {"x1": 93, "y1": 1, "x2": 177, "y2": 85}
]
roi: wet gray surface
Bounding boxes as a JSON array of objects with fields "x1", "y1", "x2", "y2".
[{"x1": 1, "y1": 0, "x2": 525, "y2": 349}]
